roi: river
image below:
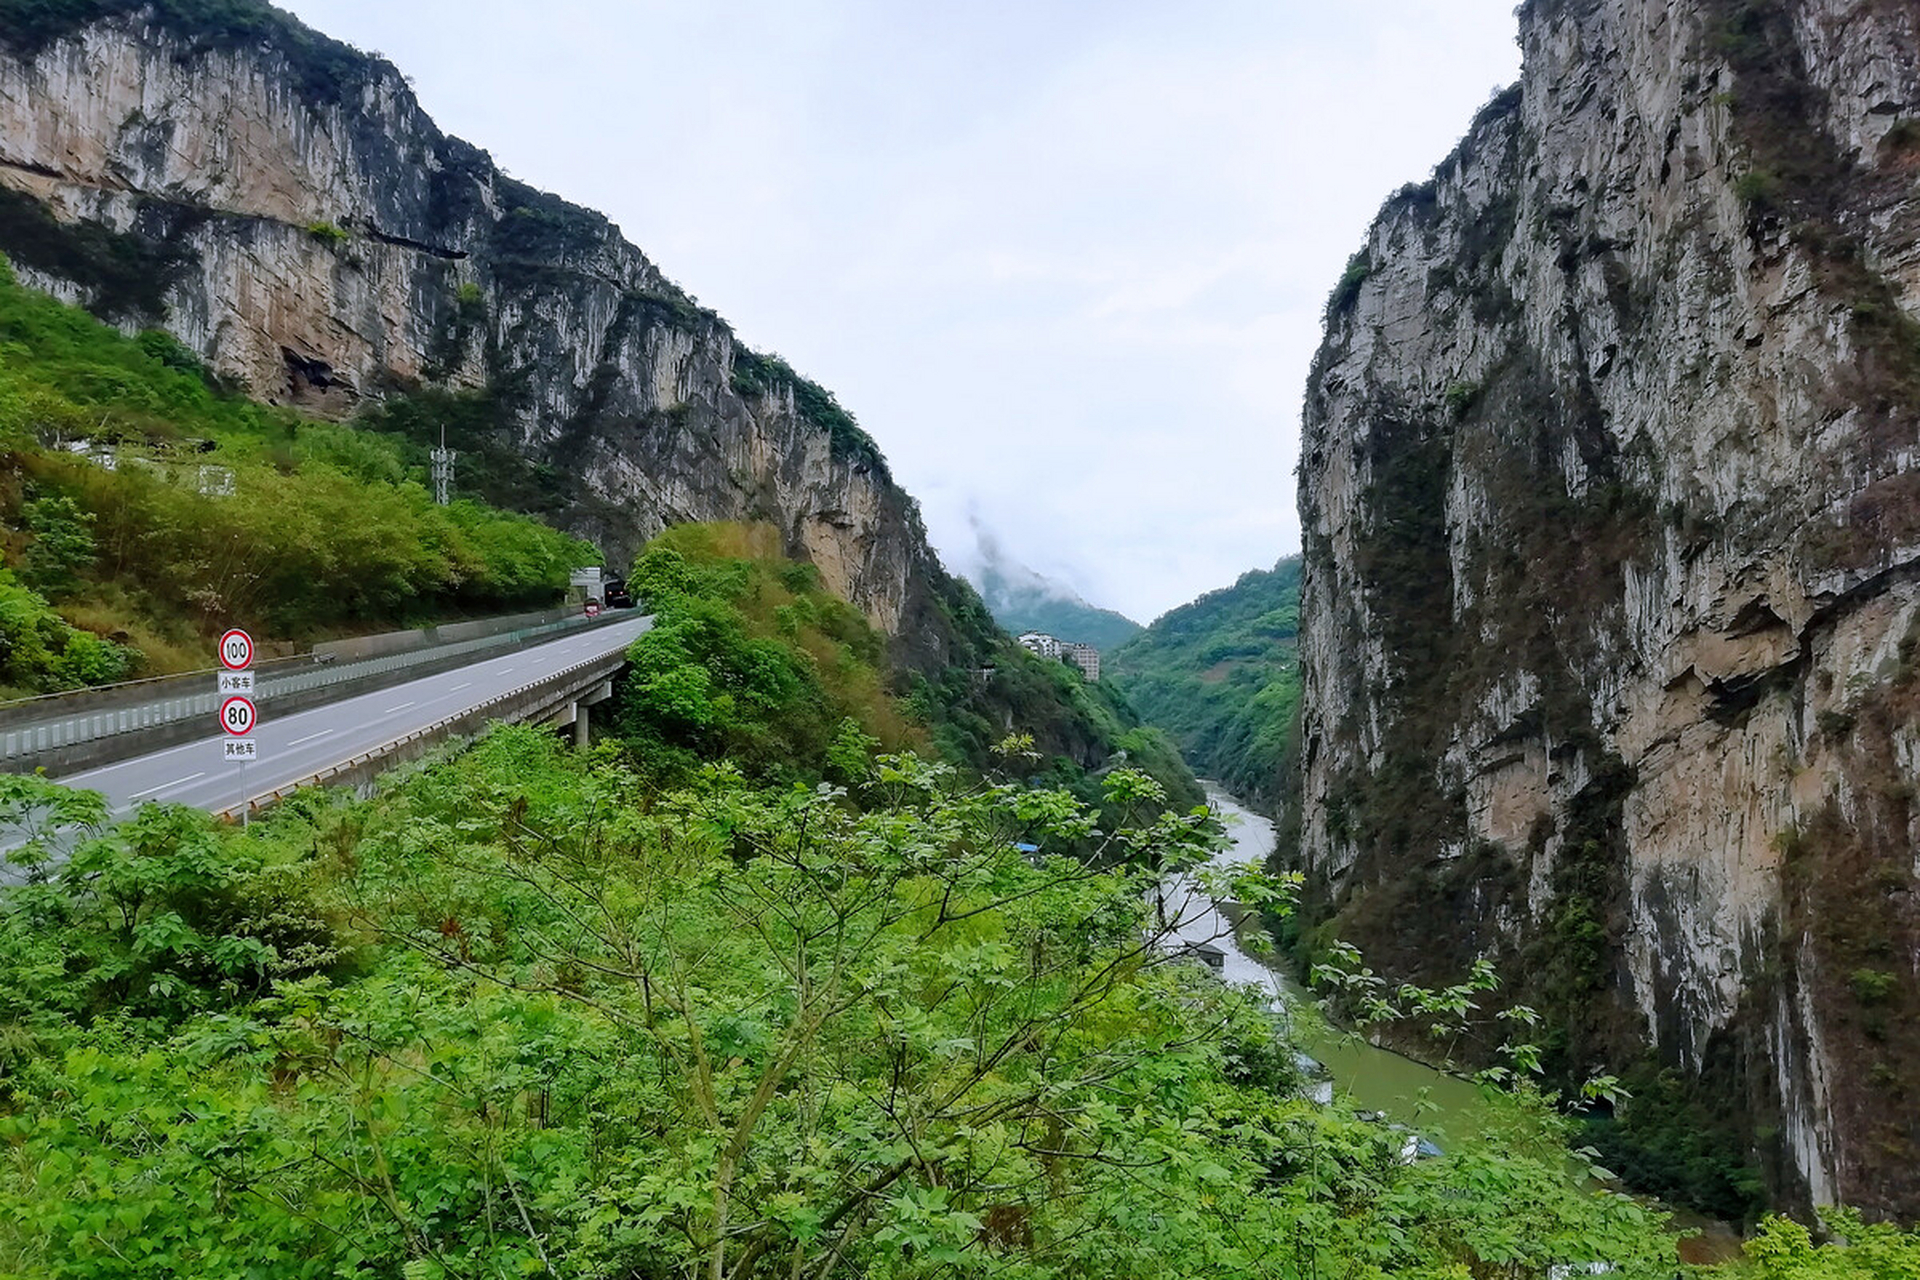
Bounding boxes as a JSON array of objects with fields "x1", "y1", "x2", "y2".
[
  {"x1": 1166, "y1": 785, "x2": 1745, "y2": 1263},
  {"x1": 1158, "y1": 785, "x2": 1493, "y2": 1145}
]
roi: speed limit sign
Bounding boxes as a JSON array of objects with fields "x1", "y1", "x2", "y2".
[
  {"x1": 219, "y1": 696, "x2": 257, "y2": 736},
  {"x1": 219, "y1": 629, "x2": 254, "y2": 671}
]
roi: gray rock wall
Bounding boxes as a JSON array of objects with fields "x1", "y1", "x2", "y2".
[
  {"x1": 0, "y1": 12, "x2": 946, "y2": 650},
  {"x1": 1297, "y1": 0, "x2": 1920, "y2": 1215}
]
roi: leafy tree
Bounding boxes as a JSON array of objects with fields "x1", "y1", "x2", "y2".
[{"x1": 18, "y1": 493, "x2": 96, "y2": 599}]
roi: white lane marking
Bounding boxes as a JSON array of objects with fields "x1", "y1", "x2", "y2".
[
  {"x1": 450, "y1": 682, "x2": 473, "y2": 693},
  {"x1": 288, "y1": 729, "x2": 333, "y2": 747},
  {"x1": 130, "y1": 770, "x2": 205, "y2": 799},
  {"x1": 383, "y1": 701, "x2": 417, "y2": 714}
]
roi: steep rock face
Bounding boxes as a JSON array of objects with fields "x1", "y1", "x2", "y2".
[
  {"x1": 1297, "y1": 0, "x2": 1920, "y2": 1215},
  {"x1": 0, "y1": 9, "x2": 953, "y2": 657}
]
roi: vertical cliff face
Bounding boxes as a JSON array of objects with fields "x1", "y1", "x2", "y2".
[
  {"x1": 0, "y1": 6, "x2": 962, "y2": 659},
  {"x1": 1297, "y1": 0, "x2": 1920, "y2": 1215}
]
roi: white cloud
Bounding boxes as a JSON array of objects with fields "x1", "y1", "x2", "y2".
[{"x1": 287, "y1": 0, "x2": 1520, "y2": 620}]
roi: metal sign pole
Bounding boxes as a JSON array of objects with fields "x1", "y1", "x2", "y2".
[{"x1": 218, "y1": 629, "x2": 260, "y2": 828}]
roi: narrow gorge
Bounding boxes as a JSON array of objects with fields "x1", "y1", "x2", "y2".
[{"x1": 1296, "y1": 0, "x2": 1920, "y2": 1217}]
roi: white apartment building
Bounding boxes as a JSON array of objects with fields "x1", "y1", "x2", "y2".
[{"x1": 1017, "y1": 631, "x2": 1062, "y2": 660}]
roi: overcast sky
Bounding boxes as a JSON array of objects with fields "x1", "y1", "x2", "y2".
[{"x1": 286, "y1": 0, "x2": 1521, "y2": 622}]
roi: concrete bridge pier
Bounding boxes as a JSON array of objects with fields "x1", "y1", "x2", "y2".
[{"x1": 547, "y1": 678, "x2": 615, "y2": 749}]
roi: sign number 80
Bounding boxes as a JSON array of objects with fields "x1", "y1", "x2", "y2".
[{"x1": 220, "y1": 696, "x2": 257, "y2": 736}]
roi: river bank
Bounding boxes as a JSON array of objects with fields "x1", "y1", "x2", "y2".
[
  {"x1": 1180, "y1": 784, "x2": 1745, "y2": 1263},
  {"x1": 1166, "y1": 786, "x2": 1494, "y2": 1139}
]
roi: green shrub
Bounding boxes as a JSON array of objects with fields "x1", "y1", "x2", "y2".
[
  {"x1": 1325, "y1": 248, "x2": 1373, "y2": 320},
  {"x1": 1816, "y1": 708, "x2": 1856, "y2": 740},
  {"x1": 1444, "y1": 379, "x2": 1481, "y2": 420},
  {"x1": 1849, "y1": 967, "x2": 1897, "y2": 1005},
  {"x1": 304, "y1": 220, "x2": 350, "y2": 246},
  {"x1": 19, "y1": 493, "x2": 97, "y2": 599},
  {"x1": 1733, "y1": 168, "x2": 1782, "y2": 210},
  {"x1": 0, "y1": 568, "x2": 131, "y2": 692}
]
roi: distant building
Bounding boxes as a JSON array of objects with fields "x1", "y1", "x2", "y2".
[
  {"x1": 1017, "y1": 631, "x2": 1061, "y2": 660},
  {"x1": 569, "y1": 566, "x2": 606, "y2": 604},
  {"x1": 1017, "y1": 630, "x2": 1100, "y2": 681},
  {"x1": 1061, "y1": 642, "x2": 1100, "y2": 682}
]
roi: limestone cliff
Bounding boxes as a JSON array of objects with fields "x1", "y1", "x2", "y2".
[
  {"x1": 0, "y1": 2, "x2": 962, "y2": 664},
  {"x1": 1297, "y1": 0, "x2": 1920, "y2": 1217}
]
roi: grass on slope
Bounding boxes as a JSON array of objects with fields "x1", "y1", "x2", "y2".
[
  {"x1": 0, "y1": 254, "x2": 596, "y2": 694},
  {"x1": 1107, "y1": 558, "x2": 1302, "y2": 807}
]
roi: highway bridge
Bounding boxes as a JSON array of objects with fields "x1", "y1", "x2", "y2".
[{"x1": 54, "y1": 613, "x2": 652, "y2": 821}]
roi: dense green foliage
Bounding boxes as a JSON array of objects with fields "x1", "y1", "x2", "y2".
[
  {"x1": 1107, "y1": 559, "x2": 1301, "y2": 807},
  {"x1": 907, "y1": 640, "x2": 1201, "y2": 814},
  {"x1": 0, "y1": 568, "x2": 130, "y2": 692},
  {"x1": 0, "y1": 736, "x2": 1720, "y2": 1278},
  {"x1": 613, "y1": 523, "x2": 918, "y2": 784},
  {"x1": 608, "y1": 523, "x2": 1197, "y2": 814},
  {"x1": 1580, "y1": 1063, "x2": 1767, "y2": 1224},
  {"x1": 0, "y1": 255, "x2": 596, "y2": 687},
  {"x1": 966, "y1": 550, "x2": 1142, "y2": 652}
]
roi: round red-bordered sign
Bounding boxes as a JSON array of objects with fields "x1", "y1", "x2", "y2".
[
  {"x1": 218, "y1": 629, "x2": 254, "y2": 671},
  {"x1": 219, "y1": 695, "x2": 257, "y2": 736}
]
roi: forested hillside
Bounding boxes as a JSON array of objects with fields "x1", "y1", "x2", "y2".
[
  {"x1": 967, "y1": 550, "x2": 1141, "y2": 652},
  {"x1": 1107, "y1": 558, "x2": 1301, "y2": 807},
  {"x1": 607, "y1": 522, "x2": 1199, "y2": 810},
  {"x1": 0, "y1": 254, "x2": 595, "y2": 695}
]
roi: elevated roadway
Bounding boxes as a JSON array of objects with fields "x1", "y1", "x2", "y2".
[{"x1": 61, "y1": 613, "x2": 652, "y2": 820}]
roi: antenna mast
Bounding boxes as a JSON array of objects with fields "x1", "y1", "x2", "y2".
[{"x1": 430, "y1": 422, "x2": 455, "y2": 506}]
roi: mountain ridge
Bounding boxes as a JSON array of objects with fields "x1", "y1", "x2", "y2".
[{"x1": 0, "y1": 0, "x2": 949, "y2": 654}]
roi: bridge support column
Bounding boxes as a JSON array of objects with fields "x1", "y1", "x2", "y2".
[{"x1": 574, "y1": 702, "x2": 588, "y2": 749}]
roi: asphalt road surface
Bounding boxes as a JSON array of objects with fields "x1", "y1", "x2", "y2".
[{"x1": 62, "y1": 613, "x2": 653, "y2": 819}]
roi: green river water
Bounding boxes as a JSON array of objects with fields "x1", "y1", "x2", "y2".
[
  {"x1": 1188, "y1": 786, "x2": 1494, "y2": 1144},
  {"x1": 1188, "y1": 787, "x2": 1744, "y2": 1261}
]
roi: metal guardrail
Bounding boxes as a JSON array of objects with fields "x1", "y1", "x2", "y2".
[
  {"x1": 212, "y1": 643, "x2": 629, "y2": 821},
  {"x1": 0, "y1": 612, "x2": 626, "y2": 762}
]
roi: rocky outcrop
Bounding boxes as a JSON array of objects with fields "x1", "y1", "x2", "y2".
[
  {"x1": 1296, "y1": 0, "x2": 1920, "y2": 1216},
  {"x1": 0, "y1": 5, "x2": 957, "y2": 658}
]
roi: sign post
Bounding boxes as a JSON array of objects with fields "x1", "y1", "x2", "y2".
[{"x1": 218, "y1": 630, "x2": 257, "y2": 825}]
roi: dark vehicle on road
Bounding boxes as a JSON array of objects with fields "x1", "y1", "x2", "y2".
[{"x1": 603, "y1": 577, "x2": 636, "y2": 609}]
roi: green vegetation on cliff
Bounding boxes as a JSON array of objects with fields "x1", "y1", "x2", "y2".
[
  {"x1": 610, "y1": 523, "x2": 920, "y2": 784},
  {"x1": 0, "y1": 0, "x2": 384, "y2": 106},
  {"x1": 0, "y1": 255, "x2": 595, "y2": 693},
  {"x1": 1107, "y1": 558, "x2": 1302, "y2": 807}
]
